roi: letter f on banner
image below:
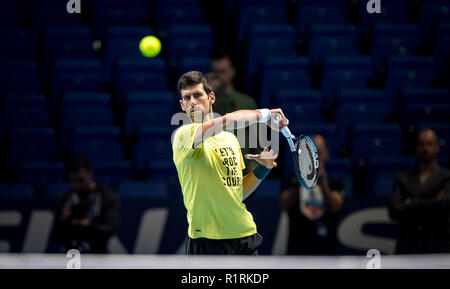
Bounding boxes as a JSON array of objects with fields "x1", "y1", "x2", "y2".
[{"x1": 366, "y1": 0, "x2": 381, "y2": 14}]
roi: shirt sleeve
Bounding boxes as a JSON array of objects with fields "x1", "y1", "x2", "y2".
[{"x1": 172, "y1": 124, "x2": 202, "y2": 159}]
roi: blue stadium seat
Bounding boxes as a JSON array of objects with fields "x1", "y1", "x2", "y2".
[
  {"x1": 59, "y1": 93, "x2": 115, "y2": 147},
  {"x1": 259, "y1": 58, "x2": 311, "y2": 106},
  {"x1": 370, "y1": 24, "x2": 421, "y2": 67},
  {"x1": 133, "y1": 126, "x2": 173, "y2": 171},
  {"x1": 0, "y1": 61, "x2": 41, "y2": 93},
  {"x1": 42, "y1": 28, "x2": 95, "y2": 82},
  {"x1": 322, "y1": 68, "x2": 372, "y2": 97},
  {"x1": 0, "y1": 93, "x2": 49, "y2": 130},
  {"x1": 308, "y1": 37, "x2": 359, "y2": 66},
  {"x1": 280, "y1": 103, "x2": 325, "y2": 125},
  {"x1": 118, "y1": 181, "x2": 168, "y2": 199},
  {"x1": 372, "y1": 23, "x2": 419, "y2": 39},
  {"x1": 387, "y1": 56, "x2": 435, "y2": 71},
  {"x1": 43, "y1": 27, "x2": 94, "y2": 59},
  {"x1": 5, "y1": 128, "x2": 59, "y2": 173},
  {"x1": 91, "y1": 160, "x2": 132, "y2": 188},
  {"x1": 385, "y1": 69, "x2": 439, "y2": 101},
  {"x1": 373, "y1": 176, "x2": 394, "y2": 197},
  {"x1": 147, "y1": 161, "x2": 178, "y2": 180},
  {"x1": 167, "y1": 26, "x2": 213, "y2": 66},
  {"x1": 434, "y1": 36, "x2": 450, "y2": 73},
  {"x1": 167, "y1": 39, "x2": 214, "y2": 69},
  {"x1": 351, "y1": 123, "x2": 404, "y2": 160},
  {"x1": 115, "y1": 73, "x2": 169, "y2": 103},
  {"x1": 358, "y1": 3, "x2": 409, "y2": 38},
  {"x1": 104, "y1": 26, "x2": 154, "y2": 79},
  {"x1": 336, "y1": 89, "x2": 387, "y2": 106},
  {"x1": 253, "y1": 179, "x2": 281, "y2": 199},
  {"x1": 400, "y1": 87, "x2": 448, "y2": 105},
  {"x1": 335, "y1": 104, "x2": 391, "y2": 142},
  {"x1": 324, "y1": 55, "x2": 371, "y2": 70},
  {"x1": 420, "y1": 2, "x2": 450, "y2": 37},
  {"x1": 116, "y1": 58, "x2": 167, "y2": 78},
  {"x1": 52, "y1": 59, "x2": 104, "y2": 106},
  {"x1": 402, "y1": 103, "x2": 450, "y2": 126},
  {"x1": 167, "y1": 25, "x2": 213, "y2": 44},
  {"x1": 297, "y1": 4, "x2": 347, "y2": 33},
  {"x1": 123, "y1": 91, "x2": 175, "y2": 134},
  {"x1": 418, "y1": 123, "x2": 450, "y2": 156},
  {"x1": 0, "y1": 184, "x2": 34, "y2": 200},
  {"x1": 178, "y1": 57, "x2": 211, "y2": 77},
  {"x1": 0, "y1": 29, "x2": 32, "y2": 60},
  {"x1": 32, "y1": 8, "x2": 83, "y2": 47},
  {"x1": 155, "y1": 0, "x2": 204, "y2": 30},
  {"x1": 326, "y1": 158, "x2": 353, "y2": 176},
  {"x1": 69, "y1": 126, "x2": 125, "y2": 161},
  {"x1": 19, "y1": 162, "x2": 66, "y2": 186},
  {"x1": 324, "y1": 157, "x2": 354, "y2": 196},
  {"x1": 93, "y1": 0, "x2": 147, "y2": 42},
  {"x1": 366, "y1": 156, "x2": 416, "y2": 187},
  {"x1": 45, "y1": 182, "x2": 71, "y2": 200},
  {"x1": 236, "y1": 5, "x2": 287, "y2": 44},
  {"x1": 274, "y1": 89, "x2": 323, "y2": 107},
  {"x1": 245, "y1": 25, "x2": 296, "y2": 92},
  {"x1": 309, "y1": 24, "x2": 357, "y2": 40}
]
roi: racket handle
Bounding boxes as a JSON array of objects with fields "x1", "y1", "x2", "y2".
[{"x1": 273, "y1": 113, "x2": 293, "y2": 138}]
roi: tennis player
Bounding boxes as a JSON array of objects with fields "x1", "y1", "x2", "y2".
[{"x1": 172, "y1": 71, "x2": 289, "y2": 255}]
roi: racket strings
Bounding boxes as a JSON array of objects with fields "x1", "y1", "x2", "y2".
[{"x1": 296, "y1": 138, "x2": 318, "y2": 188}]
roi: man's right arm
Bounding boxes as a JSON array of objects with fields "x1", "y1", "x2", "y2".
[{"x1": 194, "y1": 108, "x2": 289, "y2": 148}]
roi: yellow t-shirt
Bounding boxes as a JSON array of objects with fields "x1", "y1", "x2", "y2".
[{"x1": 172, "y1": 123, "x2": 257, "y2": 239}]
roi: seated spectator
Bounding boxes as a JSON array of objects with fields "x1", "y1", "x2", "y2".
[
  {"x1": 389, "y1": 129, "x2": 450, "y2": 254},
  {"x1": 280, "y1": 135, "x2": 345, "y2": 255},
  {"x1": 53, "y1": 156, "x2": 119, "y2": 253},
  {"x1": 208, "y1": 49, "x2": 260, "y2": 172}
]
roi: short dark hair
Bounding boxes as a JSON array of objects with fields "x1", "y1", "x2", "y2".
[
  {"x1": 177, "y1": 71, "x2": 213, "y2": 97},
  {"x1": 66, "y1": 155, "x2": 91, "y2": 173}
]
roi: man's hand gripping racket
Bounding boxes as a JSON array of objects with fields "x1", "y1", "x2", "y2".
[{"x1": 273, "y1": 113, "x2": 319, "y2": 190}]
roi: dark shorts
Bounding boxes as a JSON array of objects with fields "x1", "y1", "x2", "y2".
[{"x1": 186, "y1": 233, "x2": 263, "y2": 255}]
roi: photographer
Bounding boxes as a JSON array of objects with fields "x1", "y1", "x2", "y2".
[{"x1": 53, "y1": 156, "x2": 119, "y2": 253}]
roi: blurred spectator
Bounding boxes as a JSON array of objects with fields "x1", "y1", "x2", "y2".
[
  {"x1": 280, "y1": 135, "x2": 345, "y2": 255},
  {"x1": 53, "y1": 156, "x2": 119, "y2": 253},
  {"x1": 389, "y1": 129, "x2": 450, "y2": 254},
  {"x1": 208, "y1": 50, "x2": 257, "y2": 116},
  {"x1": 207, "y1": 50, "x2": 259, "y2": 172}
]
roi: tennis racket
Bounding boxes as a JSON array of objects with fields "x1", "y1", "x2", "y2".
[{"x1": 273, "y1": 113, "x2": 319, "y2": 190}]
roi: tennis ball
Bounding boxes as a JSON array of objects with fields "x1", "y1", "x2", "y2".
[{"x1": 139, "y1": 35, "x2": 161, "y2": 58}]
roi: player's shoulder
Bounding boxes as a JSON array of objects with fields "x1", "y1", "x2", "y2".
[{"x1": 174, "y1": 123, "x2": 200, "y2": 138}]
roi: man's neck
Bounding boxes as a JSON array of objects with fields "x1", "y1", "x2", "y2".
[
  {"x1": 225, "y1": 84, "x2": 235, "y2": 94},
  {"x1": 419, "y1": 159, "x2": 437, "y2": 173}
]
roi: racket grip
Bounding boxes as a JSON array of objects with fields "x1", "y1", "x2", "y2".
[{"x1": 273, "y1": 113, "x2": 293, "y2": 138}]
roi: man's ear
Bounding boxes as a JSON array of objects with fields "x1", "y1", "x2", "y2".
[
  {"x1": 179, "y1": 99, "x2": 186, "y2": 111},
  {"x1": 209, "y1": 92, "x2": 216, "y2": 104}
]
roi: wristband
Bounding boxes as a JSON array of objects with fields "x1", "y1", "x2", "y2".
[
  {"x1": 253, "y1": 163, "x2": 272, "y2": 180},
  {"x1": 256, "y1": 109, "x2": 271, "y2": 123}
]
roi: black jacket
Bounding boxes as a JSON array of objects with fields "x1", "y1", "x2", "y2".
[{"x1": 53, "y1": 185, "x2": 119, "y2": 253}]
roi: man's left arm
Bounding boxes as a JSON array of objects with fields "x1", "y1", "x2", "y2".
[{"x1": 242, "y1": 147, "x2": 278, "y2": 201}]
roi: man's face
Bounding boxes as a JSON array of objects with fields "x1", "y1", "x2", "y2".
[
  {"x1": 416, "y1": 130, "x2": 440, "y2": 163},
  {"x1": 68, "y1": 169, "x2": 93, "y2": 191},
  {"x1": 210, "y1": 58, "x2": 235, "y2": 90},
  {"x1": 179, "y1": 83, "x2": 215, "y2": 122}
]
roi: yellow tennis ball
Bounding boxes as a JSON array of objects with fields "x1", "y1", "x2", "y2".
[{"x1": 139, "y1": 36, "x2": 161, "y2": 58}]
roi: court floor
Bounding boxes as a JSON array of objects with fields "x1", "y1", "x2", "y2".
[{"x1": 0, "y1": 253, "x2": 449, "y2": 269}]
